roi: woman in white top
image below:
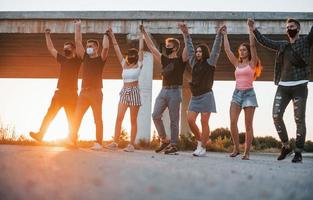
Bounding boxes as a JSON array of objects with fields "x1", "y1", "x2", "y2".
[{"x1": 105, "y1": 27, "x2": 144, "y2": 152}]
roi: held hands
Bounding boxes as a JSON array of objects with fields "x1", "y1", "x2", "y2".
[
  {"x1": 139, "y1": 24, "x2": 145, "y2": 33},
  {"x1": 74, "y1": 19, "x2": 81, "y2": 25},
  {"x1": 44, "y1": 28, "x2": 51, "y2": 35},
  {"x1": 220, "y1": 25, "x2": 227, "y2": 35},
  {"x1": 106, "y1": 26, "x2": 113, "y2": 37},
  {"x1": 247, "y1": 18, "x2": 255, "y2": 31},
  {"x1": 178, "y1": 22, "x2": 189, "y2": 35},
  {"x1": 217, "y1": 25, "x2": 227, "y2": 35}
]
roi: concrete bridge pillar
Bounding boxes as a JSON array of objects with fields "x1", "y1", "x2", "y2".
[
  {"x1": 137, "y1": 51, "x2": 153, "y2": 142},
  {"x1": 180, "y1": 71, "x2": 192, "y2": 136}
]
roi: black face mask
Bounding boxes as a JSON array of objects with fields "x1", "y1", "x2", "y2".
[
  {"x1": 127, "y1": 56, "x2": 138, "y2": 64},
  {"x1": 287, "y1": 29, "x2": 298, "y2": 38},
  {"x1": 64, "y1": 49, "x2": 72, "y2": 57},
  {"x1": 165, "y1": 47, "x2": 174, "y2": 55}
]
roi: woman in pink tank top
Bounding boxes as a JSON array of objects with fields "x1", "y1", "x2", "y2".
[{"x1": 221, "y1": 19, "x2": 262, "y2": 160}]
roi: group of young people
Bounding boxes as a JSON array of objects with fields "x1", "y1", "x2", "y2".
[{"x1": 29, "y1": 18, "x2": 312, "y2": 163}]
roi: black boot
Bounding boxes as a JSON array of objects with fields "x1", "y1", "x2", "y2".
[
  {"x1": 292, "y1": 152, "x2": 303, "y2": 163},
  {"x1": 277, "y1": 146, "x2": 292, "y2": 160}
]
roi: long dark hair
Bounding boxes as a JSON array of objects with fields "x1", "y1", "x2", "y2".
[
  {"x1": 195, "y1": 43, "x2": 211, "y2": 61},
  {"x1": 238, "y1": 43, "x2": 262, "y2": 79},
  {"x1": 126, "y1": 48, "x2": 139, "y2": 64}
]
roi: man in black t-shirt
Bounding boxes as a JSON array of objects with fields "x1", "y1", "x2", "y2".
[
  {"x1": 140, "y1": 25, "x2": 188, "y2": 154},
  {"x1": 69, "y1": 20, "x2": 109, "y2": 150},
  {"x1": 29, "y1": 29, "x2": 82, "y2": 142}
]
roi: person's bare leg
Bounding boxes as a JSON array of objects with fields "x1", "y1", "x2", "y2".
[
  {"x1": 129, "y1": 105, "x2": 140, "y2": 146},
  {"x1": 187, "y1": 111, "x2": 201, "y2": 141},
  {"x1": 243, "y1": 107, "x2": 255, "y2": 159},
  {"x1": 200, "y1": 112, "x2": 211, "y2": 148},
  {"x1": 114, "y1": 103, "x2": 128, "y2": 143},
  {"x1": 230, "y1": 102, "x2": 242, "y2": 155}
]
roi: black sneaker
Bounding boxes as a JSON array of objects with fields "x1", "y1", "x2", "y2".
[
  {"x1": 292, "y1": 152, "x2": 303, "y2": 163},
  {"x1": 155, "y1": 141, "x2": 170, "y2": 153},
  {"x1": 29, "y1": 131, "x2": 44, "y2": 142},
  {"x1": 164, "y1": 144, "x2": 178, "y2": 155},
  {"x1": 277, "y1": 146, "x2": 293, "y2": 160}
]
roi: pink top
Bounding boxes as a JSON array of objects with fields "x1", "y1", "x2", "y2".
[{"x1": 235, "y1": 65, "x2": 255, "y2": 90}]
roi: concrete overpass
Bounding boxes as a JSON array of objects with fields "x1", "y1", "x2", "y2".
[{"x1": 0, "y1": 11, "x2": 312, "y2": 141}]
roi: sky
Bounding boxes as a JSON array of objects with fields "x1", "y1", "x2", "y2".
[
  {"x1": 0, "y1": 0, "x2": 312, "y2": 141},
  {"x1": 0, "y1": 0, "x2": 313, "y2": 12}
]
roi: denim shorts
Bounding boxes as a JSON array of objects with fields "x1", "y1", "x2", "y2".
[{"x1": 231, "y1": 88, "x2": 258, "y2": 108}]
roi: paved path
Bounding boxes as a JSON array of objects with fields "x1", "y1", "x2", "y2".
[{"x1": 0, "y1": 145, "x2": 312, "y2": 200}]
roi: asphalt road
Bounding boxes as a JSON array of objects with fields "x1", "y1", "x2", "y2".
[{"x1": 0, "y1": 145, "x2": 312, "y2": 200}]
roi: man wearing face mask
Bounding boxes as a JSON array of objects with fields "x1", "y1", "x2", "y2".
[
  {"x1": 29, "y1": 28, "x2": 82, "y2": 142},
  {"x1": 69, "y1": 20, "x2": 109, "y2": 150},
  {"x1": 250, "y1": 18, "x2": 313, "y2": 163},
  {"x1": 140, "y1": 25, "x2": 188, "y2": 155}
]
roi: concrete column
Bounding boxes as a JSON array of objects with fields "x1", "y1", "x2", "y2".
[
  {"x1": 180, "y1": 71, "x2": 192, "y2": 136},
  {"x1": 137, "y1": 52, "x2": 153, "y2": 142}
]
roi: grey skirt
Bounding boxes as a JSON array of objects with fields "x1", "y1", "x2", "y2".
[{"x1": 188, "y1": 91, "x2": 216, "y2": 113}]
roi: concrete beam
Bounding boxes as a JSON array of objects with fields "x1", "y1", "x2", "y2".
[
  {"x1": 0, "y1": 11, "x2": 313, "y2": 35},
  {"x1": 1, "y1": 11, "x2": 313, "y2": 21}
]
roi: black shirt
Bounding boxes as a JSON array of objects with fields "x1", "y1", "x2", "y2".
[
  {"x1": 56, "y1": 53, "x2": 82, "y2": 91},
  {"x1": 189, "y1": 60, "x2": 215, "y2": 96},
  {"x1": 161, "y1": 55, "x2": 186, "y2": 86},
  {"x1": 81, "y1": 53, "x2": 106, "y2": 89}
]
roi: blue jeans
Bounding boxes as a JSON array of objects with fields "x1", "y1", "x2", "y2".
[{"x1": 152, "y1": 88, "x2": 182, "y2": 144}]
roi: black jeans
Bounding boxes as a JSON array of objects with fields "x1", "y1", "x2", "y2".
[
  {"x1": 272, "y1": 83, "x2": 308, "y2": 152},
  {"x1": 40, "y1": 90, "x2": 77, "y2": 135},
  {"x1": 70, "y1": 88, "x2": 103, "y2": 144}
]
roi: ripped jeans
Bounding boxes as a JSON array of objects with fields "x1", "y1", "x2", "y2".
[{"x1": 272, "y1": 83, "x2": 308, "y2": 152}]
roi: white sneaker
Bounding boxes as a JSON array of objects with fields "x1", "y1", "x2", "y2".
[
  {"x1": 194, "y1": 147, "x2": 206, "y2": 157},
  {"x1": 90, "y1": 143, "x2": 103, "y2": 151},
  {"x1": 104, "y1": 142, "x2": 118, "y2": 150},
  {"x1": 124, "y1": 144, "x2": 135, "y2": 152},
  {"x1": 192, "y1": 146, "x2": 202, "y2": 156}
]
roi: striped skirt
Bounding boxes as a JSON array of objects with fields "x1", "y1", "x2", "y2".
[{"x1": 119, "y1": 86, "x2": 141, "y2": 106}]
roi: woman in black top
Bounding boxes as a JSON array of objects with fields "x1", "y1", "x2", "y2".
[{"x1": 180, "y1": 23, "x2": 224, "y2": 157}]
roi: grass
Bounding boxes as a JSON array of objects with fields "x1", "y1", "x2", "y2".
[{"x1": 1, "y1": 122, "x2": 312, "y2": 153}]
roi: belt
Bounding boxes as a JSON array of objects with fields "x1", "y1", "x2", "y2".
[{"x1": 162, "y1": 85, "x2": 182, "y2": 89}]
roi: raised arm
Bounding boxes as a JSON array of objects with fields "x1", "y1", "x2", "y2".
[
  {"x1": 178, "y1": 23, "x2": 189, "y2": 63},
  {"x1": 138, "y1": 31, "x2": 144, "y2": 64},
  {"x1": 221, "y1": 26, "x2": 238, "y2": 67},
  {"x1": 207, "y1": 26, "x2": 223, "y2": 66},
  {"x1": 248, "y1": 19, "x2": 258, "y2": 68},
  {"x1": 179, "y1": 23, "x2": 196, "y2": 67},
  {"x1": 44, "y1": 29, "x2": 57, "y2": 59},
  {"x1": 248, "y1": 19, "x2": 285, "y2": 51},
  {"x1": 74, "y1": 20, "x2": 85, "y2": 59},
  {"x1": 140, "y1": 25, "x2": 161, "y2": 64},
  {"x1": 107, "y1": 27, "x2": 122, "y2": 64},
  {"x1": 101, "y1": 30, "x2": 110, "y2": 62},
  {"x1": 308, "y1": 25, "x2": 313, "y2": 47}
]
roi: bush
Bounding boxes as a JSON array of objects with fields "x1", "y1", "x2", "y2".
[
  {"x1": 304, "y1": 140, "x2": 313, "y2": 152},
  {"x1": 253, "y1": 136, "x2": 281, "y2": 150},
  {"x1": 117, "y1": 129, "x2": 129, "y2": 148},
  {"x1": 210, "y1": 127, "x2": 231, "y2": 141},
  {"x1": 179, "y1": 132, "x2": 197, "y2": 150},
  {"x1": 206, "y1": 136, "x2": 232, "y2": 152}
]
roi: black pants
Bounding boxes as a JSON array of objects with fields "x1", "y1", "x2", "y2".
[
  {"x1": 70, "y1": 88, "x2": 103, "y2": 144},
  {"x1": 272, "y1": 83, "x2": 308, "y2": 152},
  {"x1": 40, "y1": 90, "x2": 78, "y2": 135}
]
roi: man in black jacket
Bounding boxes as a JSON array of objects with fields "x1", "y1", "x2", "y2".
[{"x1": 249, "y1": 18, "x2": 312, "y2": 163}]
